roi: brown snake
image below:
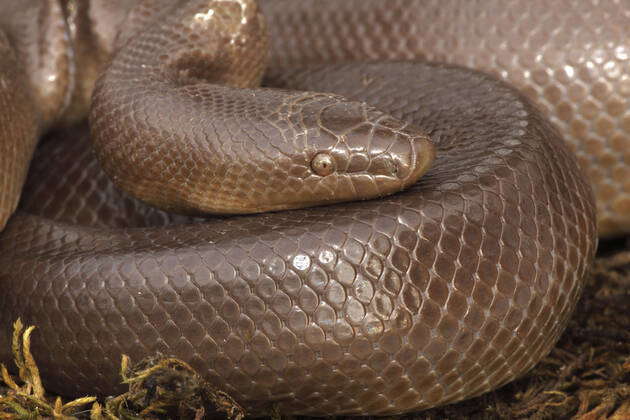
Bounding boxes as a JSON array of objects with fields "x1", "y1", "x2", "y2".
[{"x1": 0, "y1": 0, "x2": 626, "y2": 416}]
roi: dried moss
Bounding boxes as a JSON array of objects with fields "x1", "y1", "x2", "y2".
[
  {"x1": 0, "y1": 323, "x2": 244, "y2": 419},
  {"x1": 0, "y1": 319, "x2": 98, "y2": 419},
  {"x1": 106, "y1": 354, "x2": 244, "y2": 420}
]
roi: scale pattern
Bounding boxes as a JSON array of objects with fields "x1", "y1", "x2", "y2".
[
  {"x1": 0, "y1": 63, "x2": 597, "y2": 415},
  {"x1": 261, "y1": 0, "x2": 630, "y2": 237},
  {"x1": 0, "y1": 31, "x2": 37, "y2": 230}
]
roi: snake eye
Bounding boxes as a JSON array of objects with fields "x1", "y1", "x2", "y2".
[{"x1": 311, "y1": 153, "x2": 335, "y2": 176}]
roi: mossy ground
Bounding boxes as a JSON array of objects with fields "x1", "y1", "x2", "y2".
[{"x1": 1, "y1": 238, "x2": 628, "y2": 419}]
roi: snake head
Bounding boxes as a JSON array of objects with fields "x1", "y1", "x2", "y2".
[{"x1": 256, "y1": 96, "x2": 436, "y2": 211}]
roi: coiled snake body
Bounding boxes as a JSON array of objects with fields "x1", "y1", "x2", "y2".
[{"x1": 0, "y1": 0, "x2": 626, "y2": 415}]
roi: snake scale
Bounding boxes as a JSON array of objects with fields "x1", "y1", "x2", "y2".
[{"x1": 0, "y1": 0, "x2": 627, "y2": 416}]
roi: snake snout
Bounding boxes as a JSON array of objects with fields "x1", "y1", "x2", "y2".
[
  {"x1": 360, "y1": 122, "x2": 435, "y2": 196},
  {"x1": 390, "y1": 128, "x2": 436, "y2": 186}
]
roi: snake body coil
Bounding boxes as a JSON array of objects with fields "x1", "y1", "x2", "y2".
[{"x1": 0, "y1": 0, "x2": 625, "y2": 416}]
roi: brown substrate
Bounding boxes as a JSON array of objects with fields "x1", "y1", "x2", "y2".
[{"x1": 1, "y1": 239, "x2": 628, "y2": 419}]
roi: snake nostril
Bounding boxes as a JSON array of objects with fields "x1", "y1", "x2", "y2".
[
  {"x1": 311, "y1": 153, "x2": 335, "y2": 176},
  {"x1": 392, "y1": 161, "x2": 400, "y2": 177},
  {"x1": 385, "y1": 158, "x2": 399, "y2": 177}
]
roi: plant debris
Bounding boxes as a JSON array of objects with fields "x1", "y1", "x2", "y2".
[
  {"x1": 106, "y1": 354, "x2": 244, "y2": 420},
  {"x1": 0, "y1": 323, "x2": 244, "y2": 420},
  {"x1": 0, "y1": 319, "x2": 98, "y2": 419},
  {"x1": 1, "y1": 241, "x2": 628, "y2": 419}
]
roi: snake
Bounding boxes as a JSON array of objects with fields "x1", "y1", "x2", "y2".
[{"x1": 0, "y1": 0, "x2": 626, "y2": 416}]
